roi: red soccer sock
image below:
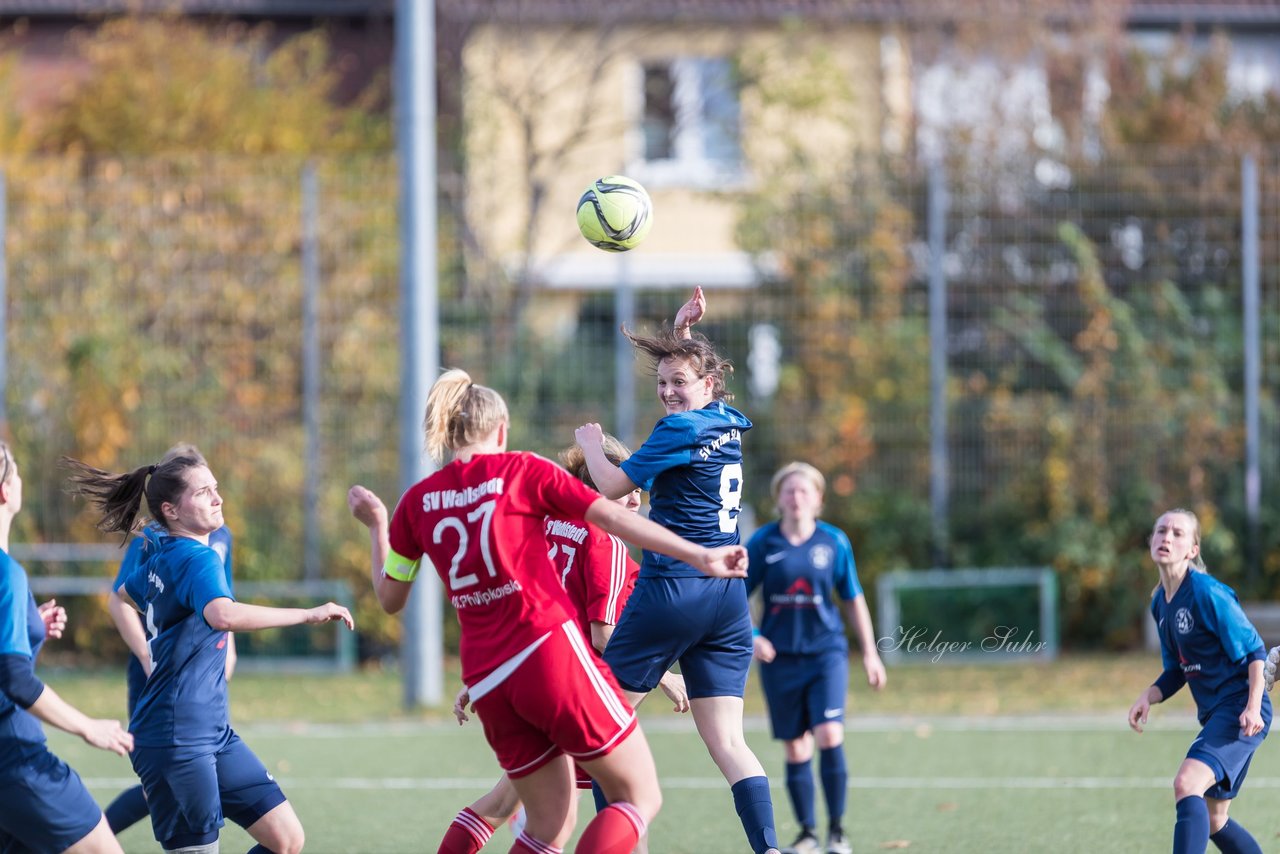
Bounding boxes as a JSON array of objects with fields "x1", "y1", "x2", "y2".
[
  {"x1": 509, "y1": 831, "x2": 563, "y2": 854},
  {"x1": 575, "y1": 802, "x2": 646, "y2": 854},
  {"x1": 438, "y1": 807, "x2": 495, "y2": 854}
]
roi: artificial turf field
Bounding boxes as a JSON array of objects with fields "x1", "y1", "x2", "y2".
[{"x1": 50, "y1": 707, "x2": 1280, "y2": 853}]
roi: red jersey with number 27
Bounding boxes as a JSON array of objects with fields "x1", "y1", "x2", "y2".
[{"x1": 387, "y1": 451, "x2": 600, "y2": 687}]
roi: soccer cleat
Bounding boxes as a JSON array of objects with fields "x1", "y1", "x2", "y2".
[
  {"x1": 781, "y1": 828, "x2": 821, "y2": 854},
  {"x1": 1266, "y1": 646, "x2": 1280, "y2": 692},
  {"x1": 826, "y1": 829, "x2": 853, "y2": 854}
]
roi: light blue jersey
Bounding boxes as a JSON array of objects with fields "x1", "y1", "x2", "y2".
[
  {"x1": 620, "y1": 401, "x2": 752, "y2": 578},
  {"x1": 746, "y1": 521, "x2": 861, "y2": 656},
  {"x1": 121, "y1": 531, "x2": 235, "y2": 751}
]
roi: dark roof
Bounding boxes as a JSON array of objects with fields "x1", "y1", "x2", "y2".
[
  {"x1": 0, "y1": 0, "x2": 392, "y2": 16},
  {"x1": 1, "y1": 0, "x2": 1276, "y2": 26},
  {"x1": 435, "y1": 0, "x2": 1280, "y2": 27}
]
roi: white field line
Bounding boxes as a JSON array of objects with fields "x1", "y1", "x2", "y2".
[
  {"x1": 80, "y1": 775, "x2": 1280, "y2": 791},
  {"x1": 225, "y1": 713, "x2": 1203, "y2": 739}
]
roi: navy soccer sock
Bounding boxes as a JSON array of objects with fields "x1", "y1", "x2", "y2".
[
  {"x1": 1173, "y1": 796, "x2": 1210, "y2": 854},
  {"x1": 784, "y1": 760, "x2": 816, "y2": 831},
  {"x1": 591, "y1": 778, "x2": 610, "y2": 813},
  {"x1": 818, "y1": 745, "x2": 848, "y2": 829},
  {"x1": 731, "y1": 775, "x2": 779, "y2": 854},
  {"x1": 105, "y1": 784, "x2": 149, "y2": 834},
  {"x1": 1209, "y1": 818, "x2": 1263, "y2": 854}
]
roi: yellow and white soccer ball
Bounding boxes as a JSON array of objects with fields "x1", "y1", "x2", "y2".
[{"x1": 576, "y1": 175, "x2": 654, "y2": 252}]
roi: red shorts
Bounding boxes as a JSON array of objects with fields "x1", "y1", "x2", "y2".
[{"x1": 472, "y1": 621, "x2": 636, "y2": 779}]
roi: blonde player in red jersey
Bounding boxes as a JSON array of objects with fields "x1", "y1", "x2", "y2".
[
  {"x1": 348, "y1": 369, "x2": 747, "y2": 854},
  {"x1": 403, "y1": 434, "x2": 688, "y2": 854}
]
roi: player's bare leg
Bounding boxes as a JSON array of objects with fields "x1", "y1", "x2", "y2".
[
  {"x1": 62, "y1": 815, "x2": 125, "y2": 854},
  {"x1": 577, "y1": 726, "x2": 662, "y2": 854},
  {"x1": 244, "y1": 800, "x2": 305, "y2": 854},
  {"x1": 505, "y1": 754, "x2": 577, "y2": 850},
  {"x1": 469, "y1": 775, "x2": 521, "y2": 830},
  {"x1": 690, "y1": 696, "x2": 780, "y2": 854}
]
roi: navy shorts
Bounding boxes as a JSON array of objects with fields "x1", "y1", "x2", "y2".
[
  {"x1": 1187, "y1": 701, "x2": 1271, "y2": 800},
  {"x1": 132, "y1": 729, "x2": 286, "y2": 848},
  {"x1": 760, "y1": 649, "x2": 849, "y2": 741},
  {"x1": 603, "y1": 575, "x2": 753, "y2": 698},
  {"x1": 0, "y1": 746, "x2": 102, "y2": 854}
]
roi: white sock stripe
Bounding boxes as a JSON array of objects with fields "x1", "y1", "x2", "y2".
[
  {"x1": 610, "y1": 801, "x2": 647, "y2": 837},
  {"x1": 455, "y1": 810, "x2": 493, "y2": 841},
  {"x1": 516, "y1": 831, "x2": 562, "y2": 854},
  {"x1": 561, "y1": 622, "x2": 631, "y2": 726}
]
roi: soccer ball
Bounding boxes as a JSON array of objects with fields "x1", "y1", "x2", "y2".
[{"x1": 576, "y1": 175, "x2": 654, "y2": 252}]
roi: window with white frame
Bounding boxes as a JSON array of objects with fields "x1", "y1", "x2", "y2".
[{"x1": 632, "y1": 56, "x2": 744, "y2": 188}]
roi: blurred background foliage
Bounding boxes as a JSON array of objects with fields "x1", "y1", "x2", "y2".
[{"x1": 0, "y1": 13, "x2": 1276, "y2": 664}]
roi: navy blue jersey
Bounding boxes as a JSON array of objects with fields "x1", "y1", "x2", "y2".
[
  {"x1": 121, "y1": 532, "x2": 235, "y2": 750},
  {"x1": 0, "y1": 551, "x2": 46, "y2": 764},
  {"x1": 620, "y1": 401, "x2": 753, "y2": 578},
  {"x1": 1151, "y1": 570, "x2": 1269, "y2": 722},
  {"x1": 114, "y1": 525, "x2": 233, "y2": 712},
  {"x1": 746, "y1": 521, "x2": 862, "y2": 655}
]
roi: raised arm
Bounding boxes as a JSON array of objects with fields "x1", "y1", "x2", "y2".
[
  {"x1": 348, "y1": 484, "x2": 413, "y2": 615},
  {"x1": 574, "y1": 423, "x2": 641, "y2": 500},
  {"x1": 673, "y1": 286, "x2": 706, "y2": 340}
]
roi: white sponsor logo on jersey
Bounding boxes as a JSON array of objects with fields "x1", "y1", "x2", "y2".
[{"x1": 765, "y1": 552, "x2": 787, "y2": 564}]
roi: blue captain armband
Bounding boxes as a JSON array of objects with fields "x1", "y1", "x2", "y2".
[{"x1": 382, "y1": 550, "x2": 421, "y2": 583}]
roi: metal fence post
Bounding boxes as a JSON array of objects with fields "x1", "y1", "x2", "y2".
[
  {"x1": 397, "y1": 0, "x2": 443, "y2": 708},
  {"x1": 614, "y1": 252, "x2": 635, "y2": 447},
  {"x1": 928, "y1": 160, "x2": 950, "y2": 567},
  {"x1": 302, "y1": 161, "x2": 321, "y2": 581},
  {"x1": 1242, "y1": 153, "x2": 1260, "y2": 585}
]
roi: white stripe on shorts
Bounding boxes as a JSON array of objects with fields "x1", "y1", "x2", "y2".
[{"x1": 561, "y1": 621, "x2": 632, "y2": 730}]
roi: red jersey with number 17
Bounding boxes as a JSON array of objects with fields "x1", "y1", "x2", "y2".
[
  {"x1": 387, "y1": 451, "x2": 600, "y2": 687},
  {"x1": 545, "y1": 518, "x2": 639, "y2": 645}
]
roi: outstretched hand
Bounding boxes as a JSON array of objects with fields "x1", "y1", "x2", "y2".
[
  {"x1": 674, "y1": 286, "x2": 706, "y2": 337},
  {"x1": 307, "y1": 602, "x2": 355, "y2": 631},
  {"x1": 700, "y1": 545, "x2": 748, "y2": 578},
  {"x1": 347, "y1": 485, "x2": 388, "y2": 530},
  {"x1": 83, "y1": 718, "x2": 133, "y2": 756}
]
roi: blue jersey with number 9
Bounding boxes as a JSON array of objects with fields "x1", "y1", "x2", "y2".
[{"x1": 620, "y1": 401, "x2": 752, "y2": 578}]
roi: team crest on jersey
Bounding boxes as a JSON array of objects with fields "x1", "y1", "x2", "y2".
[
  {"x1": 809, "y1": 544, "x2": 833, "y2": 570},
  {"x1": 1175, "y1": 607, "x2": 1194, "y2": 635}
]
